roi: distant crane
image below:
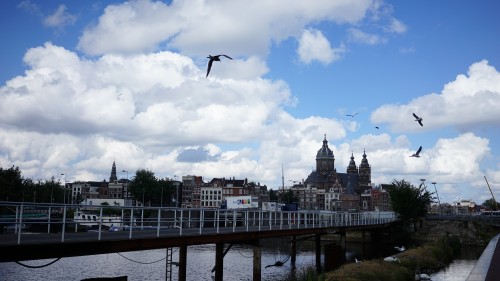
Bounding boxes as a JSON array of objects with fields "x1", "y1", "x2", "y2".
[{"x1": 484, "y1": 176, "x2": 498, "y2": 210}]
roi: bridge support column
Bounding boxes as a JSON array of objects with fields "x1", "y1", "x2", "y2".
[
  {"x1": 214, "y1": 243, "x2": 224, "y2": 281},
  {"x1": 290, "y1": 236, "x2": 296, "y2": 269},
  {"x1": 253, "y1": 240, "x2": 261, "y2": 281},
  {"x1": 315, "y1": 234, "x2": 322, "y2": 273},
  {"x1": 362, "y1": 231, "x2": 366, "y2": 257},
  {"x1": 178, "y1": 245, "x2": 187, "y2": 281}
]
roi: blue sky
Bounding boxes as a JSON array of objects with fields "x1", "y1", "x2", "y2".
[{"x1": 1, "y1": 0, "x2": 499, "y2": 204}]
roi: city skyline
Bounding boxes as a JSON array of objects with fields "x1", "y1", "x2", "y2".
[{"x1": 0, "y1": 1, "x2": 499, "y2": 204}]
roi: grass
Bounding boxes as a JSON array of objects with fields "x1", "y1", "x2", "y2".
[{"x1": 323, "y1": 235, "x2": 462, "y2": 281}]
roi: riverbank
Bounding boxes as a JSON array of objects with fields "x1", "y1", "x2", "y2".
[{"x1": 323, "y1": 219, "x2": 500, "y2": 281}]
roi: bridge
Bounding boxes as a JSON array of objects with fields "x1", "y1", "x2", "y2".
[{"x1": 1, "y1": 202, "x2": 397, "y2": 281}]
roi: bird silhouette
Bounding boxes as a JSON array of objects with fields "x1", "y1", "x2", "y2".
[
  {"x1": 410, "y1": 146, "x2": 422, "y2": 157},
  {"x1": 206, "y1": 54, "x2": 232, "y2": 77},
  {"x1": 375, "y1": 126, "x2": 379, "y2": 129},
  {"x1": 346, "y1": 112, "x2": 359, "y2": 117},
  {"x1": 413, "y1": 113, "x2": 423, "y2": 126},
  {"x1": 265, "y1": 261, "x2": 284, "y2": 268}
]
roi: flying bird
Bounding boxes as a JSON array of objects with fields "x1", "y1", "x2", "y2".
[
  {"x1": 410, "y1": 146, "x2": 422, "y2": 157},
  {"x1": 375, "y1": 126, "x2": 379, "y2": 129},
  {"x1": 206, "y1": 54, "x2": 233, "y2": 77},
  {"x1": 346, "y1": 112, "x2": 359, "y2": 117},
  {"x1": 413, "y1": 113, "x2": 423, "y2": 126},
  {"x1": 394, "y1": 246, "x2": 406, "y2": 252}
]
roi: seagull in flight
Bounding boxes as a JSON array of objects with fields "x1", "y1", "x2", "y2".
[
  {"x1": 375, "y1": 126, "x2": 379, "y2": 129},
  {"x1": 413, "y1": 113, "x2": 423, "y2": 126},
  {"x1": 410, "y1": 146, "x2": 422, "y2": 157},
  {"x1": 206, "y1": 54, "x2": 232, "y2": 77},
  {"x1": 346, "y1": 112, "x2": 359, "y2": 117}
]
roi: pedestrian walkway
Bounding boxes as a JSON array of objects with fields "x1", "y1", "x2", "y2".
[{"x1": 466, "y1": 233, "x2": 500, "y2": 281}]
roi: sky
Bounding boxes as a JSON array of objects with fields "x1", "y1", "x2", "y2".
[{"x1": 1, "y1": 0, "x2": 499, "y2": 205}]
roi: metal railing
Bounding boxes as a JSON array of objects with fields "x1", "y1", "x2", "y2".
[{"x1": 0, "y1": 202, "x2": 396, "y2": 245}]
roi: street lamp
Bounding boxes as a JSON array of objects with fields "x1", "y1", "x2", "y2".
[
  {"x1": 432, "y1": 182, "x2": 442, "y2": 214},
  {"x1": 174, "y1": 175, "x2": 178, "y2": 208},
  {"x1": 61, "y1": 173, "x2": 66, "y2": 204},
  {"x1": 122, "y1": 170, "x2": 128, "y2": 206},
  {"x1": 420, "y1": 178, "x2": 426, "y2": 191}
]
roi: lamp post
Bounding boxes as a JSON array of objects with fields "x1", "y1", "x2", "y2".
[
  {"x1": 50, "y1": 182, "x2": 54, "y2": 204},
  {"x1": 122, "y1": 170, "x2": 128, "y2": 206},
  {"x1": 432, "y1": 182, "x2": 442, "y2": 214},
  {"x1": 161, "y1": 184, "x2": 164, "y2": 208},
  {"x1": 420, "y1": 178, "x2": 426, "y2": 190},
  {"x1": 61, "y1": 173, "x2": 66, "y2": 204},
  {"x1": 174, "y1": 175, "x2": 178, "y2": 208}
]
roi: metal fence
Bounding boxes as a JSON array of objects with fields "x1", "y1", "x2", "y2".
[{"x1": 0, "y1": 202, "x2": 396, "y2": 245}]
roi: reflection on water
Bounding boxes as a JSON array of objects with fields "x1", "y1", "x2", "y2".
[
  {"x1": 0, "y1": 241, "x2": 485, "y2": 281},
  {"x1": 430, "y1": 259, "x2": 477, "y2": 281},
  {"x1": 430, "y1": 247, "x2": 484, "y2": 281},
  {"x1": 0, "y1": 240, "x2": 316, "y2": 281}
]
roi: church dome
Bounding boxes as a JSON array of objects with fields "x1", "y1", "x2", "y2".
[{"x1": 316, "y1": 135, "x2": 334, "y2": 159}]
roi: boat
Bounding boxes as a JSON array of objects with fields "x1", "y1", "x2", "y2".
[{"x1": 73, "y1": 210, "x2": 124, "y2": 230}]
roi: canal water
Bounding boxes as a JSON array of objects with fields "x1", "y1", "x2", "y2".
[
  {"x1": 430, "y1": 247, "x2": 484, "y2": 281},
  {"x1": 0, "y1": 240, "x2": 484, "y2": 281},
  {"x1": 0, "y1": 239, "x2": 315, "y2": 281}
]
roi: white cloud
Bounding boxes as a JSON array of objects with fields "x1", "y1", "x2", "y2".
[
  {"x1": 0, "y1": 42, "x2": 348, "y2": 185},
  {"x1": 371, "y1": 60, "x2": 500, "y2": 133},
  {"x1": 76, "y1": 0, "x2": 395, "y2": 57},
  {"x1": 297, "y1": 29, "x2": 345, "y2": 64},
  {"x1": 43, "y1": 4, "x2": 76, "y2": 28},
  {"x1": 348, "y1": 28, "x2": 386, "y2": 45}
]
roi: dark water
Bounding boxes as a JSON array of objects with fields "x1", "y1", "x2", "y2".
[
  {"x1": 430, "y1": 247, "x2": 484, "y2": 281},
  {"x1": 0, "y1": 241, "x2": 484, "y2": 281},
  {"x1": 0, "y1": 240, "x2": 316, "y2": 281}
]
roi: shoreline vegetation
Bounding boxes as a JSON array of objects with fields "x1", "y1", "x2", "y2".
[{"x1": 283, "y1": 219, "x2": 500, "y2": 281}]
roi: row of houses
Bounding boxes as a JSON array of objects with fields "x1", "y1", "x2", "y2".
[{"x1": 64, "y1": 136, "x2": 393, "y2": 212}]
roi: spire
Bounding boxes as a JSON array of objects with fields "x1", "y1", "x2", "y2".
[
  {"x1": 360, "y1": 149, "x2": 369, "y2": 167},
  {"x1": 347, "y1": 152, "x2": 358, "y2": 174},
  {"x1": 109, "y1": 161, "x2": 118, "y2": 182}
]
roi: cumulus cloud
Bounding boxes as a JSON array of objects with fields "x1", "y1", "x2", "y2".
[
  {"x1": 371, "y1": 60, "x2": 500, "y2": 133},
  {"x1": 76, "y1": 0, "x2": 398, "y2": 57},
  {"x1": 297, "y1": 29, "x2": 346, "y2": 64},
  {"x1": 0, "y1": 42, "x2": 347, "y2": 185},
  {"x1": 339, "y1": 132, "x2": 492, "y2": 203}
]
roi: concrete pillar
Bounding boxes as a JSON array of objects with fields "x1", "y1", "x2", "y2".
[
  {"x1": 324, "y1": 243, "x2": 344, "y2": 271},
  {"x1": 315, "y1": 234, "x2": 322, "y2": 273},
  {"x1": 290, "y1": 236, "x2": 296, "y2": 269},
  {"x1": 178, "y1": 245, "x2": 187, "y2": 281},
  {"x1": 253, "y1": 240, "x2": 261, "y2": 281},
  {"x1": 214, "y1": 243, "x2": 224, "y2": 281}
]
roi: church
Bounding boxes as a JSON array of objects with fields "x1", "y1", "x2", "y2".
[{"x1": 291, "y1": 135, "x2": 373, "y2": 211}]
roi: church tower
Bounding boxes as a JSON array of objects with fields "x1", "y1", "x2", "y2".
[
  {"x1": 316, "y1": 135, "x2": 335, "y2": 176},
  {"x1": 346, "y1": 153, "x2": 358, "y2": 174},
  {"x1": 358, "y1": 150, "x2": 371, "y2": 187},
  {"x1": 109, "y1": 161, "x2": 118, "y2": 183}
]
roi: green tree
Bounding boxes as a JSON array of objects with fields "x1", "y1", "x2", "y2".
[
  {"x1": 269, "y1": 189, "x2": 278, "y2": 201},
  {"x1": 482, "y1": 198, "x2": 499, "y2": 211},
  {"x1": 128, "y1": 169, "x2": 161, "y2": 206},
  {"x1": 387, "y1": 179, "x2": 433, "y2": 225},
  {"x1": 0, "y1": 166, "x2": 24, "y2": 201},
  {"x1": 283, "y1": 189, "x2": 298, "y2": 204}
]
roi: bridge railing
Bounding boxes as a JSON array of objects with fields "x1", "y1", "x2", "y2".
[{"x1": 0, "y1": 202, "x2": 396, "y2": 244}]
